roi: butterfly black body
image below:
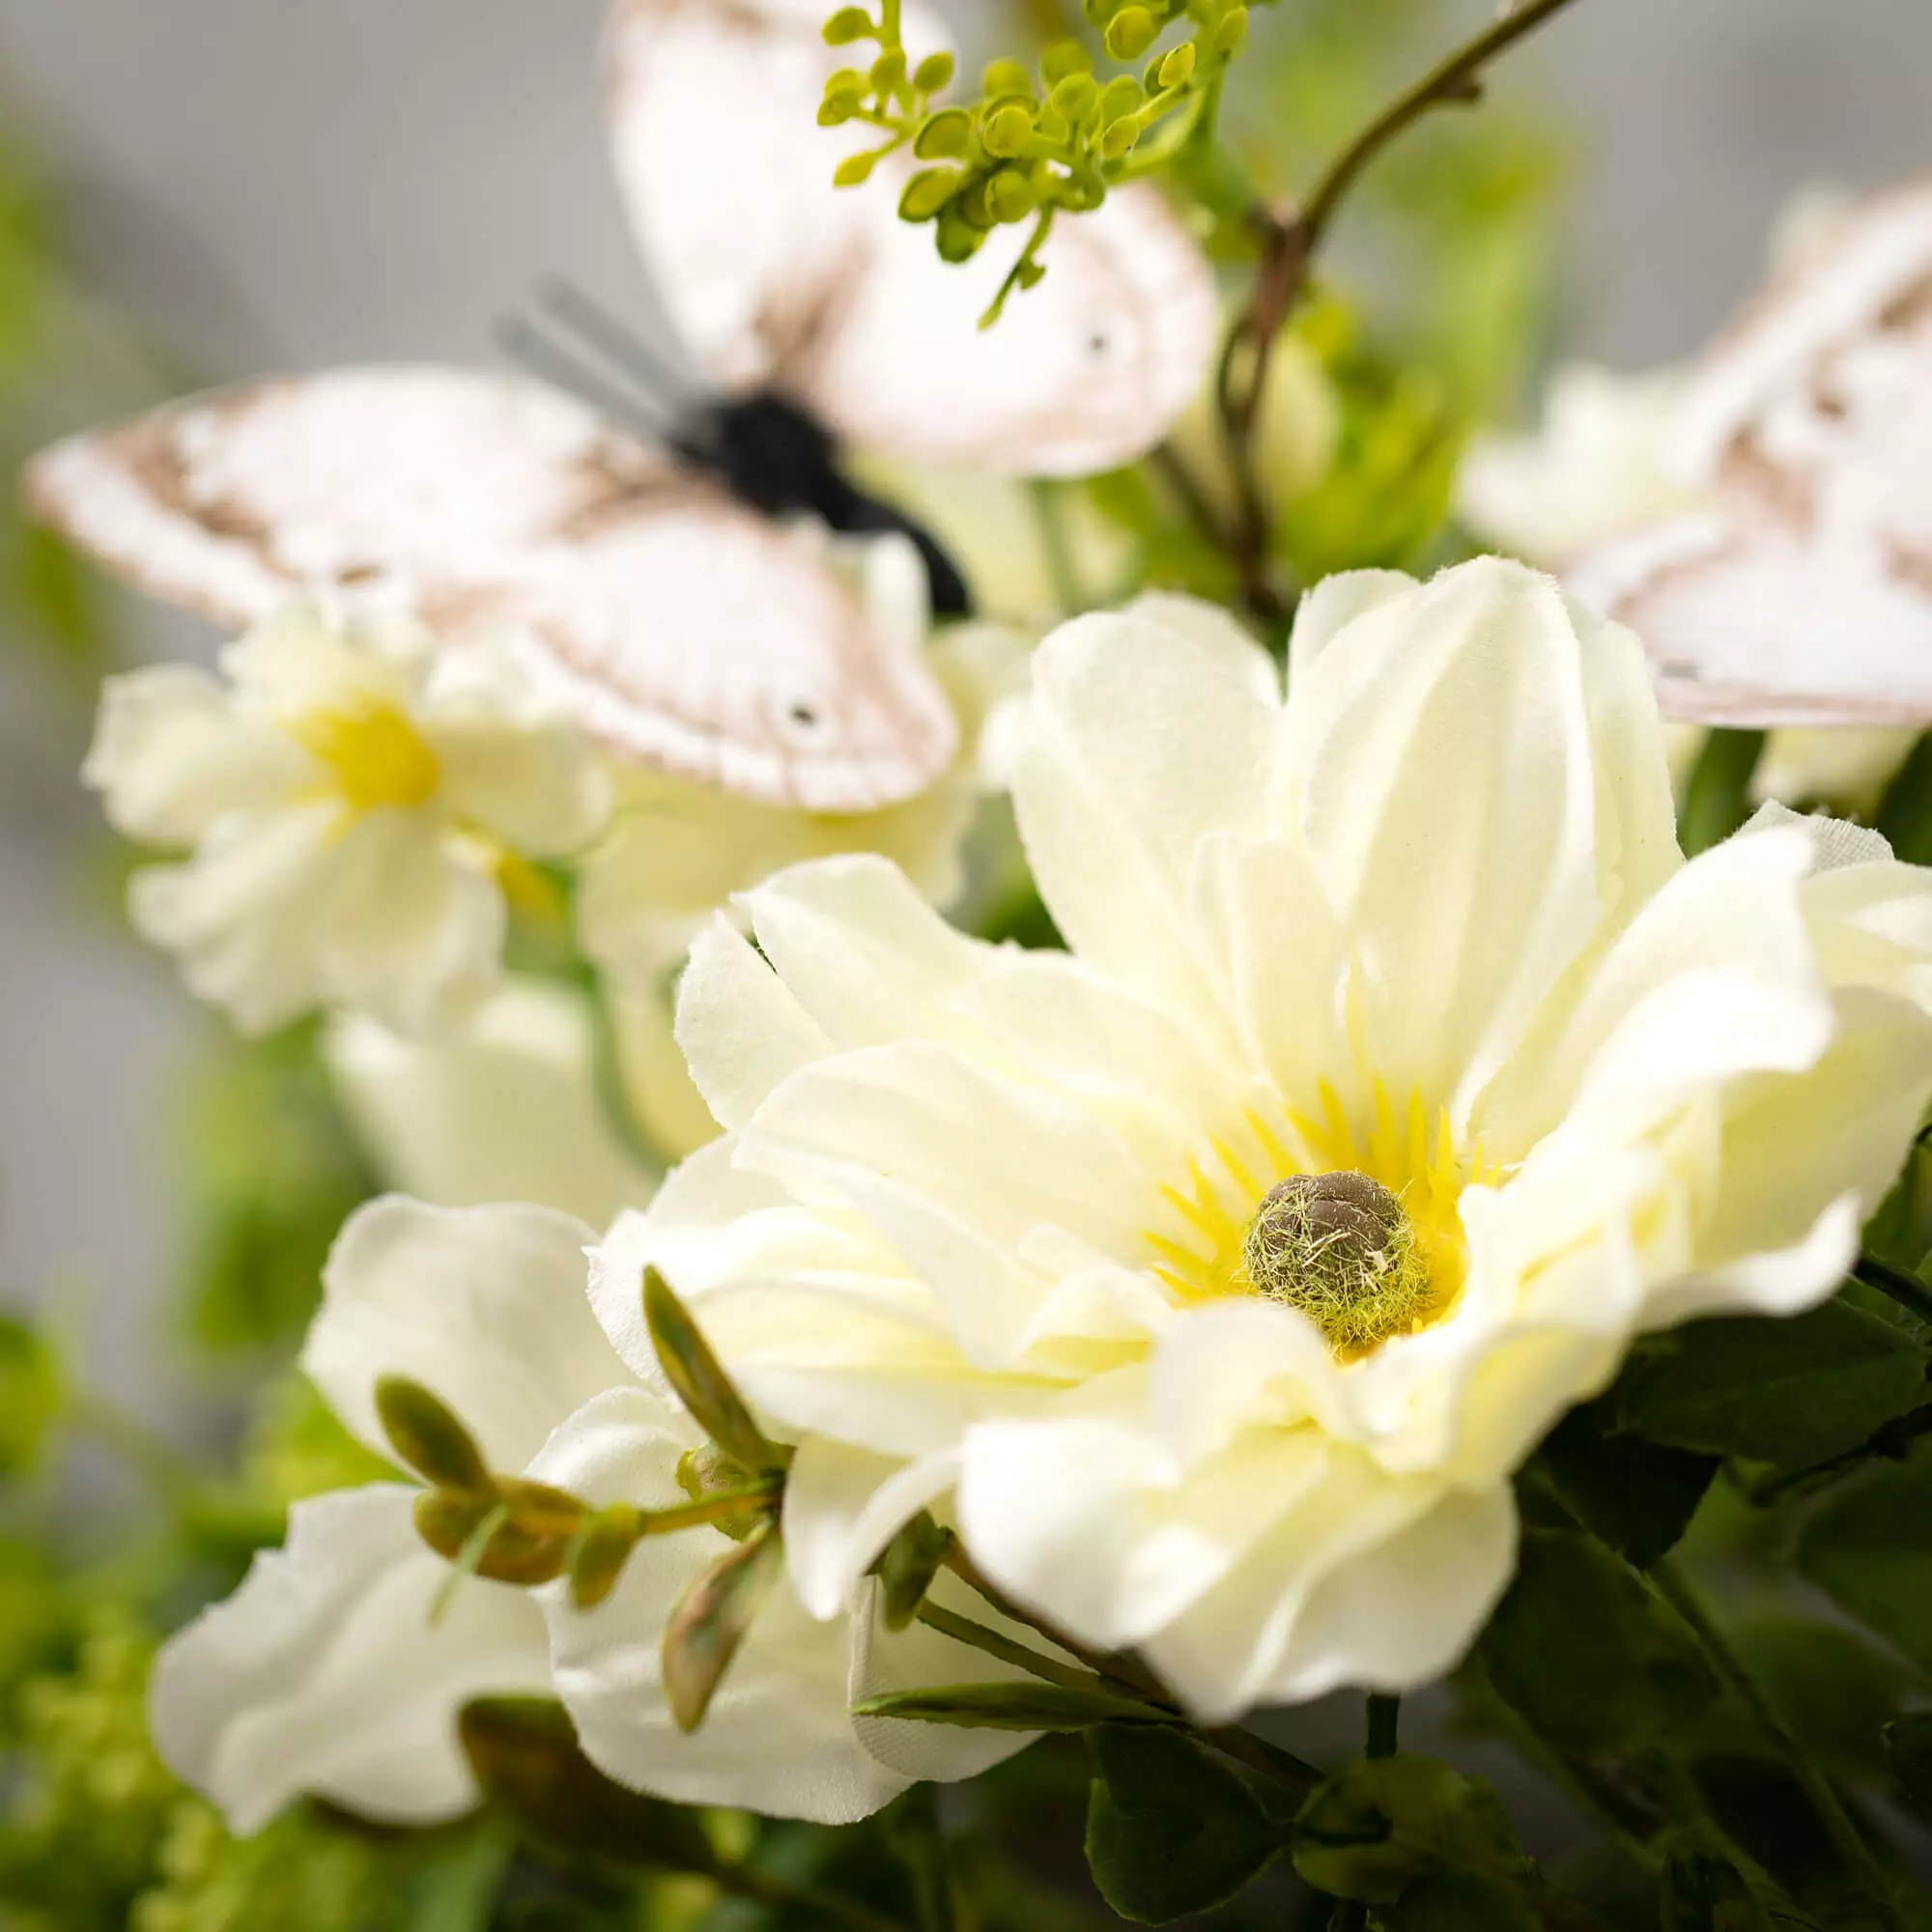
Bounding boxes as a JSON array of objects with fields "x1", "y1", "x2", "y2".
[
  {"x1": 504, "y1": 285, "x2": 973, "y2": 620},
  {"x1": 679, "y1": 390, "x2": 973, "y2": 618}
]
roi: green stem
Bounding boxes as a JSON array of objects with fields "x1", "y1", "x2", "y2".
[
  {"x1": 938, "y1": 1540, "x2": 1323, "y2": 1794},
  {"x1": 639, "y1": 1485, "x2": 781, "y2": 1535},
  {"x1": 915, "y1": 1600, "x2": 1102, "y2": 1693},
  {"x1": 579, "y1": 965, "x2": 663, "y2": 1172},
  {"x1": 1855, "y1": 1251, "x2": 1932, "y2": 1327},
  {"x1": 1651, "y1": 1560, "x2": 1903, "y2": 1931},
  {"x1": 1679, "y1": 728, "x2": 1766, "y2": 856},
  {"x1": 1030, "y1": 477, "x2": 1084, "y2": 614}
]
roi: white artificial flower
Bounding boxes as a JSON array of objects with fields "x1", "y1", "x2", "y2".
[
  {"x1": 325, "y1": 978, "x2": 657, "y2": 1227},
  {"x1": 88, "y1": 605, "x2": 611, "y2": 1036},
  {"x1": 152, "y1": 1196, "x2": 1035, "y2": 1834},
  {"x1": 578, "y1": 533, "x2": 1031, "y2": 985},
  {"x1": 1457, "y1": 364, "x2": 1696, "y2": 567},
  {"x1": 596, "y1": 560, "x2": 1932, "y2": 1725}
]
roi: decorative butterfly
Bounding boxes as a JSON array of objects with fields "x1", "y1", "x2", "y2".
[
  {"x1": 26, "y1": 0, "x2": 1217, "y2": 813},
  {"x1": 1569, "y1": 179, "x2": 1932, "y2": 728}
]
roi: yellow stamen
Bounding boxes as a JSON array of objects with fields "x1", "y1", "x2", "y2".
[{"x1": 294, "y1": 701, "x2": 440, "y2": 813}]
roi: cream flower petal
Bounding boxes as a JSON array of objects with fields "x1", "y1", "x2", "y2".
[
  {"x1": 425, "y1": 712, "x2": 612, "y2": 857},
  {"x1": 1284, "y1": 569, "x2": 1413, "y2": 680},
  {"x1": 222, "y1": 605, "x2": 420, "y2": 713},
  {"x1": 1012, "y1": 604, "x2": 1278, "y2": 1036},
  {"x1": 782, "y1": 1436, "x2": 960, "y2": 1620},
  {"x1": 1137, "y1": 1449, "x2": 1440, "y2": 1722},
  {"x1": 1282, "y1": 558, "x2": 1651, "y2": 1122},
  {"x1": 1256, "y1": 1482, "x2": 1517, "y2": 1703},
  {"x1": 675, "y1": 923, "x2": 837, "y2": 1135},
  {"x1": 324, "y1": 980, "x2": 655, "y2": 1230},
  {"x1": 305, "y1": 1196, "x2": 625, "y2": 1471},
  {"x1": 529, "y1": 1388, "x2": 911, "y2": 1825},
  {"x1": 319, "y1": 813, "x2": 504, "y2": 1036},
  {"x1": 1663, "y1": 985, "x2": 1932, "y2": 1322},
  {"x1": 956, "y1": 1407, "x2": 1329, "y2": 1652},
  {"x1": 150, "y1": 1485, "x2": 550, "y2": 1834},
  {"x1": 85, "y1": 664, "x2": 310, "y2": 843},
  {"x1": 128, "y1": 800, "x2": 351, "y2": 1036}
]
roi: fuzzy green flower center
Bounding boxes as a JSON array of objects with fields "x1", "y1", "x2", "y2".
[{"x1": 1240, "y1": 1171, "x2": 1433, "y2": 1354}]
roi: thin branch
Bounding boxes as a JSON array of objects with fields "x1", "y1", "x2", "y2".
[
  {"x1": 1855, "y1": 1251, "x2": 1932, "y2": 1327},
  {"x1": 1297, "y1": 0, "x2": 1586, "y2": 256},
  {"x1": 1651, "y1": 1560, "x2": 1905, "y2": 1932},
  {"x1": 1214, "y1": 0, "x2": 1586, "y2": 619}
]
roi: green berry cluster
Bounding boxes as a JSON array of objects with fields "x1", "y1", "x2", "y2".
[{"x1": 817, "y1": 0, "x2": 1259, "y2": 326}]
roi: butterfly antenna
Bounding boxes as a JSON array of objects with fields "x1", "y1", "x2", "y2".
[
  {"x1": 496, "y1": 312, "x2": 674, "y2": 443},
  {"x1": 536, "y1": 276, "x2": 702, "y2": 420}
]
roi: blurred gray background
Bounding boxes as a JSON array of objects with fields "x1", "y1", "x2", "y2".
[{"x1": 1, "y1": 0, "x2": 1928, "y2": 1423}]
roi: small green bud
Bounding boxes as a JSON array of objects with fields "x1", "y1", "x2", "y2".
[
  {"x1": 1050, "y1": 72, "x2": 1100, "y2": 125},
  {"x1": 1098, "y1": 73, "x2": 1145, "y2": 121},
  {"x1": 833, "y1": 151, "x2": 878, "y2": 187},
  {"x1": 984, "y1": 170, "x2": 1037, "y2": 223},
  {"x1": 1213, "y1": 5, "x2": 1250, "y2": 57},
  {"x1": 870, "y1": 47, "x2": 907, "y2": 93},
  {"x1": 662, "y1": 1519, "x2": 785, "y2": 1733},
  {"x1": 1104, "y1": 6, "x2": 1158, "y2": 61},
  {"x1": 376, "y1": 1375, "x2": 491, "y2": 1492},
  {"x1": 1040, "y1": 39, "x2": 1093, "y2": 84},
  {"x1": 642, "y1": 1267, "x2": 787, "y2": 1477},
  {"x1": 824, "y1": 66, "x2": 868, "y2": 99},
  {"x1": 1083, "y1": 0, "x2": 1122, "y2": 24},
  {"x1": 913, "y1": 105, "x2": 974, "y2": 158},
  {"x1": 570, "y1": 1506, "x2": 642, "y2": 1611},
  {"x1": 817, "y1": 97, "x2": 857, "y2": 127},
  {"x1": 982, "y1": 101, "x2": 1035, "y2": 159},
  {"x1": 1098, "y1": 119, "x2": 1139, "y2": 160},
  {"x1": 821, "y1": 5, "x2": 874, "y2": 44},
  {"x1": 899, "y1": 165, "x2": 963, "y2": 222},
  {"x1": 415, "y1": 1489, "x2": 579, "y2": 1587},
  {"x1": 936, "y1": 204, "x2": 991, "y2": 262},
  {"x1": 981, "y1": 56, "x2": 1035, "y2": 99},
  {"x1": 1156, "y1": 40, "x2": 1196, "y2": 89},
  {"x1": 912, "y1": 49, "x2": 954, "y2": 94}
]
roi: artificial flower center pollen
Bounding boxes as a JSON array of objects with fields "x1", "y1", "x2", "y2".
[
  {"x1": 1240, "y1": 1171, "x2": 1430, "y2": 1354},
  {"x1": 296, "y1": 701, "x2": 441, "y2": 813}
]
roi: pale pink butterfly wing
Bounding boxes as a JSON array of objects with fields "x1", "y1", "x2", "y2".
[
  {"x1": 606, "y1": 0, "x2": 1219, "y2": 477},
  {"x1": 1569, "y1": 180, "x2": 1932, "y2": 725},
  {"x1": 25, "y1": 368, "x2": 958, "y2": 810}
]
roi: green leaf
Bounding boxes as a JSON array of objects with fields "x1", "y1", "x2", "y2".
[
  {"x1": 1084, "y1": 1725, "x2": 1280, "y2": 1923},
  {"x1": 1728, "y1": 1615, "x2": 1918, "y2": 1783},
  {"x1": 375, "y1": 1377, "x2": 492, "y2": 1492},
  {"x1": 662, "y1": 1517, "x2": 784, "y2": 1732},
  {"x1": 1687, "y1": 1753, "x2": 1867, "y2": 1923},
  {"x1": 1797, "y1": 1444, "x2": 1932, "y2": 1673},
  {"x1": 1660, "y1": 1847, "x2": 1775, "y2": 1932},
  {"x1": 1614, "y1": 1298, "x2": 1927, "y2": 1471},
  {"x1": 1882, "y1": 1712, "x2": 1932, "y2": 1820},
  {"x1": 641, "y1": 1267, "x2": 784, "y2": 1475},
  {"x1": 0, "y1": 1316, "x2": 64, "y2": 1478},
  {"x1": 458, "y1": 1697, "x2": 717, "y2": 1872},
  {"x1": 1292, "y1": 1754, "x2": 1530, "y2": 1905},
  {"x1": 1381, "y1": 1871, "x2": 1540, "y2": 1930},
  {"x1": 855, "y1": 1683, "x2": 1169, "y2": 1733},
  {"x1": 568, "y1": 1506, "x2": 642, "y2": 1611},
  {"x1": 1534, "y1": 1396, "x2": 1717, "y2": 1567},
  {"x1": 1479, "y1": 1530, "x2": 1719, "y2": 1752},
  {"x1": 1874, "y1": 730, "x2": 1932, "y2": 866},
  {"x1": 876, "y1": 1512, "x2": 952, "y2": 1630},
  {"x1": 1677, "y1": 729, "x2": 1765, "y2": 857}
]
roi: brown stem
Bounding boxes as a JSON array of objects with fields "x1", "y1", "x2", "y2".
[{"x1": 1214, "y1": 0, "x2": 1586, "y2": 620}]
